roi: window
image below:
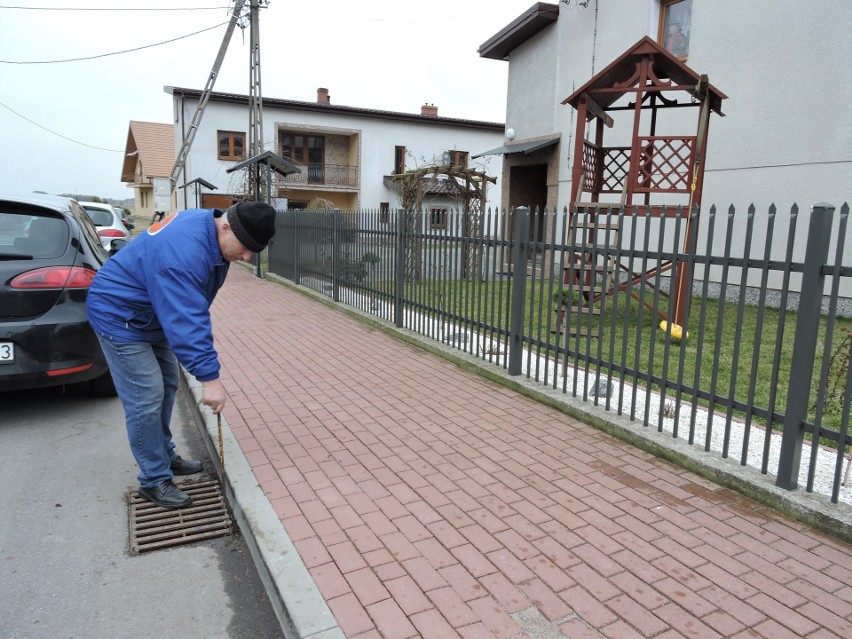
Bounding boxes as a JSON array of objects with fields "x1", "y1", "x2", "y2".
[
  {"x1": 394, "y1": 146, "x2": 406, "y2": 175},
  {"x1": 280, "y1": 131, "x2": 325, "y2": 183},
  {"x1": 218, "y1": 131, "x2": 245, "y2": 160},
  {"x1": 659, "y1": 0, "x2": 691, "y2": 60},
  {"x1": 380, "y1": 202, "x2": 390, "y2": 224},
  {"x1": 447, "y1": 150, "x2": 469, "y2": 169},
  {"x1": 430, "y1": 208, "x2": 447, "y2": 229}
]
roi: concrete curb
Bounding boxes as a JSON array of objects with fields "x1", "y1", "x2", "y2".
[{"x1": 182, "y1": 372, "x2": 344, "y2": 639}]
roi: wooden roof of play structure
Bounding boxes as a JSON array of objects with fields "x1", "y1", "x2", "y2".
[{"x1": 563, "y1": 36, "x2": 726, "y2": 116}]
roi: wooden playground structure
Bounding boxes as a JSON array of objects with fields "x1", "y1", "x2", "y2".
[{"x1": 561, "y1": 36, "x2": 727, "y2": 331}]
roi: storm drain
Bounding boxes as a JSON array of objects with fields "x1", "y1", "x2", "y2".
[{"x1": 129, "y1": 478, "x2": 232, "y2": 554}]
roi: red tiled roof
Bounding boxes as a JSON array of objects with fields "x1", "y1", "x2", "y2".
[{"x1": 121, "y1": 121, "x2": 174, "y2": 183}]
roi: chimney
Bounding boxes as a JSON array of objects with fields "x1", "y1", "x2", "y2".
[
  {"x1": 421, "y1": 103, "x2": 438, "y2": 117},
  {"x1": 317, "y1": 87, "x2": 330, "y2": 104}
]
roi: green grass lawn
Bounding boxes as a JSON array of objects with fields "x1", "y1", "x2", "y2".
[{"x1": 391, "y1": 277, "x2": 850, "y2": 441}]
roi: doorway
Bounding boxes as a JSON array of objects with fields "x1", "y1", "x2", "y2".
[{"x1": 509, "y1": 164, "x2": 548, "y2": 243}]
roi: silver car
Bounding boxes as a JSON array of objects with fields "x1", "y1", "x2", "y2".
[{"x1": 79, "y1": 201, "x2": 131, "y2": 250}]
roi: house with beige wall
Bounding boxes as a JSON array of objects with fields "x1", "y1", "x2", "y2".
[{"x1": 120, "y1": 121, "x2": 176, "y2": 218}]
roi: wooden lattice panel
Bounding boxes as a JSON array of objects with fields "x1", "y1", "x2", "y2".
[
  {"x1": 602, "y1": 147, "x2": 630, "y2": 193},
  {"x1": 635, "y1": 136, "x2": 695, "y2": 193},
  {"x1": 581, "y1": 141, "x2": 600, "y2": 193}
]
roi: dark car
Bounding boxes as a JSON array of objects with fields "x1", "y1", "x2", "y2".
[{"x1": 0, "y1": 193, "x2": 123, "y2": 396}]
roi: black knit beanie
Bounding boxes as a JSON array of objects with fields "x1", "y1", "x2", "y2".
[{"x1": 226, "y1": 202, "x2": 276, "y2": 252}]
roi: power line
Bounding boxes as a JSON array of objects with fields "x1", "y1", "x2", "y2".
[
  {"x1": 0, "y1": 100, "x2": 123, "y2": 152},
  {"x1": 0, "y1": 5, "x2": 231, "y2": 10},
  {"x1": 0, "y1": 21, "x2": 229, "y2": 63}
]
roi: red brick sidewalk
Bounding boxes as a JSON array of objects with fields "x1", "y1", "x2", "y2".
[{"x1": 212, "y1": 267, "x2": 852, "y2": 639}]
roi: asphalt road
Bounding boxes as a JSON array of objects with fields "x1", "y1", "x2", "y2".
[{"x1": 0, "y1": 381, "x2": 284, "y2": 639}]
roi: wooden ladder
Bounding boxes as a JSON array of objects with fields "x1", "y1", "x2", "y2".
[{"x1": 554, "y1": 179, "x2": 625, "y2": 337}]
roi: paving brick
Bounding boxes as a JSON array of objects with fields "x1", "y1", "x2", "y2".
[
  {"x1": 451, "y1": 543, "x2": 498, "y2": 578},
  {"x1": 362, "y1": 548, "x2": 395, "y2": 568},
  {"x1": 403, "y1": 556, "x2": 449, "y2": 592},
  {"x1": 605, "y1": 594, "x2": 669, "y2": 637},
  {"x1": 311, "y1": 561, "x2": 351, "y2": 600},
  {"x1": 367, "y1": 598, "x2": 418, "y2": 639},
  {"x1": 410, "y1": 608, "x2": 463, "y2": 639},
  {"x1": 347, "y1": 524, "x2": 385, "y2": 554},
  {"x1": 478, "y1": 572, "x2": 529, "y2": 613},
  {"x1": 608, "y1": 571, "x2": 667, "y2": 611},
  {"x1": 438, "y1": 563, "x2": 486, "y2": 602},
  {"x1": 467, "y1": 596, "x2": 524, "y2": 639},
  {"x1": 652, "y1": 554, "x2": 713, "y2": 593},
  {"x1": 394, "y1": 514, "x2": 433, "y2": 543},
  {"x1": 381, "y1": 531, "x2": 421, "y2": 563},
  {"x1": 561, "y1": 584, "x2": 619, "y2": 629},
  {"x1": 427, "y1": 519, "x2": 469, "y2": 549},
  {"x1": 518, "y1": 577, "x2": 573, "y2": 621},
  {"x1": 361, "y1": 510, "x2": 398, "y2": 538},
  {"x1": 414, "y1": 537, "x2": 458, "y2": 570},
  {"x1": 346, "y1": 566, "x2": 391, "y2": 606},
  {"x1": 748, "y1": 618, "x2": 805, "y2": 639},
  {"x1": 328, "y1": 539, "x2": 368, "y2": 574},
  {"x1": 700, "y1": 585, "x2": 766, "y2": 627},
  {"x1": 746, "y1": 593, "x2": 820, "y2": 636},
  {"x1": 313, "y1": 519, "x2": 348, "y2": 546},
  {"x1": 427, "y1": 586, "x2": 480, "y2": 628},
  {"x1": 294, "y1": 535, "x2": 332, "y2": 568},
  {"x1": 598, "y1": 619, "x2": 646, "y2": 638},
  {"x1": 327, "y1": 592, "x2": 375, "y2": 636},
  {"x1": 701, "y1": 610, "x2": 747, "y2": 636},
  {"x1": 330, "y1": 503, "x2": 364, "y2": 530},
  {"x1": 374, "y1": 559, "x2": 407, "y2": 582},
  {"x1": 385, "y1": 574, "x2": 433, "y2": 615}
]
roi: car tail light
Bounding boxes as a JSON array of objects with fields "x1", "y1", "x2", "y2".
[
  {"x1": 10, "y1": 266, "x2": 97, "y2": 289},
  {"x1": 46, "y1": 363, "x2": 94, "y2": 377},
  {"x1": 97, "y1": 229, "x2": 126, "y2": 238}
]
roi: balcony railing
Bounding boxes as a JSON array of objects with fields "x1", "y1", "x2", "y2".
[{"x1": 279, "y1": 163, "x2": 359, "y2": 188}]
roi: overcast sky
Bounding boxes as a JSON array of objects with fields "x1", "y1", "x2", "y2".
[{"x1": 0, "y1": 0, "x2": 535, "y2": 201}]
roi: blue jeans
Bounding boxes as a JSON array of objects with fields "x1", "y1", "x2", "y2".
[{"x1": 95, "y1": 334, "x2": 180, "y2": 488}]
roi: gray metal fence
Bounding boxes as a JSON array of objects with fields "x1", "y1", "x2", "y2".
[{"x1": 269, "y1": 203, "x2": 852, "y2": 505}]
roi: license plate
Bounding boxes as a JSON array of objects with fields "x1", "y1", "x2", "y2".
[{"x1": 0, "y1": 342, "x2": 14, "y2": 364}]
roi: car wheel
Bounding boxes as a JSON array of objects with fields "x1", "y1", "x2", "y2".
[{"x1": 89, "y1": 371, "x2": 117, "y2": 397}]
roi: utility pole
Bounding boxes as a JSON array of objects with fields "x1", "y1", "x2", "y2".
[
  {"x1": 248, "y1": 0, "x2": 264, "y2": 160},
  {"x1": 169, "y1": 0, "x2": 249, "y2": 203}
]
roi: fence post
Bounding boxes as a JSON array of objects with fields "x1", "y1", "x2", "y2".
[
  {"x1": 394, "y1": 209, "x2": 405, "y2": 328},
  {"x1": 508, "y1": 207, "x2": 530, "y2": 376},
  {"x1": 776, "y1": 202, "x2": 835, "y2": 490},
  {"x1": 332, "y1": 210, "x2": 341, "y2": 302},
  {"x1": 292, "y1": 211, "x2": 298, "y2": 283}
]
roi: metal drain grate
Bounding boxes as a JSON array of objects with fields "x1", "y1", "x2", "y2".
[{"x1": 129, "y1": 478, "x2": 232, "y2": 554}]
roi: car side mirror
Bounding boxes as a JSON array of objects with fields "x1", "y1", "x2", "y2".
[{"x1": 109, "y1": 239, "x2": 129, "y2": 255}]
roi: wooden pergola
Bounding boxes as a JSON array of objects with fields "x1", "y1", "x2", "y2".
[
  {"x1": 562, "y1": 36, "x2": 727, "y2": 326},
  {"x1": 392, "y1": 165, "x2": 496, "y2": 281}
]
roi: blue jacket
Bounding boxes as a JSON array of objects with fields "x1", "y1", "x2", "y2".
[{"x1": 86, "y1": 209, "x2": 229, "y2": 382}]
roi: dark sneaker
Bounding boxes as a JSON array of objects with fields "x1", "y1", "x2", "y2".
[
  {"x1": 138, "y1": 480, "x2": 193, "y2": 509},
  {"x1": 170, "y1": 455, "x2": 203, "y2": 475}
]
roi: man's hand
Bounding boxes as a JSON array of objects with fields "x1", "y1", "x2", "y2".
[{"x1": 201, "y1": 378, "x2": 227, "y2": 414}]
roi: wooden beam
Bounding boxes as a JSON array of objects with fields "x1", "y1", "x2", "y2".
[{"x1": 582, "y1": 92, "x2": 614, "y2": 128}]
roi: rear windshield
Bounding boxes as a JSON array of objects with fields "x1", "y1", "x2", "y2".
[
  {"x1": 82, "y1": 206, "x2": 113, "y2": 226},
  {"x1": 0, "y1": 212, "x2": 69, "y2": 258}
]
